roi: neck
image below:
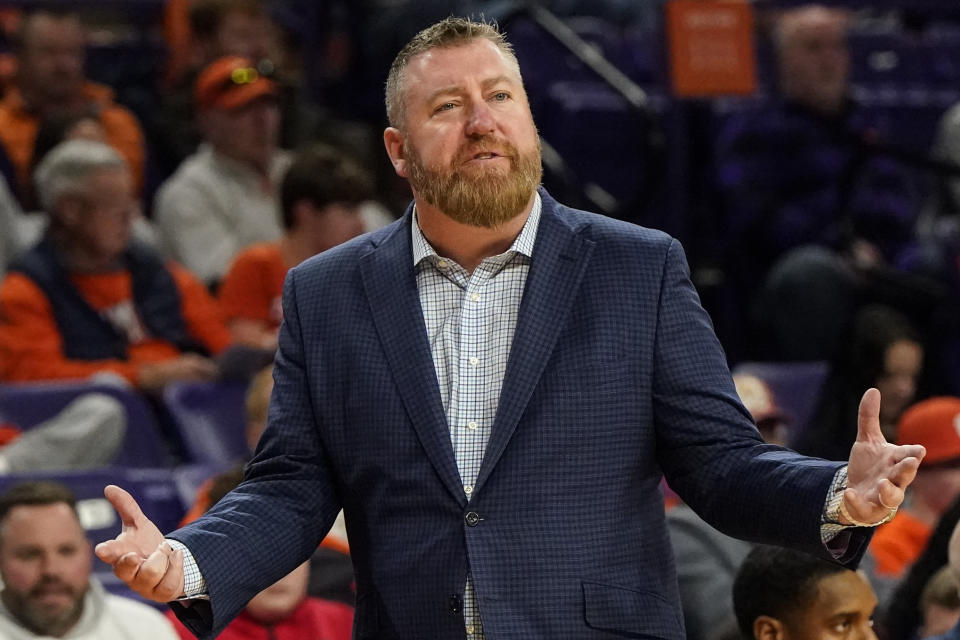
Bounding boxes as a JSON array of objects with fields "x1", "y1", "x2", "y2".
[
  {"x1": 415, "y1": 192, "x2": 535, "y2": 273},
  {"x1": 19, "y1": 85, "x2": 82, "y2": 118},
  {"x1": 212, "y1": 146, "x2": 272, "y2": 180},
  {"x1": 50, "y1": 230, "x2": 121, "y2": 273},
  {"x1": 280, "y1": 232, "x2": 323, "y2": 267}
]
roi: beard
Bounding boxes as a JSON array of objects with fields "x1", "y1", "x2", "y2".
[
  {"x1": 2, "y1": 577, "x2": 87, "y2": 637},
  {"x1": 404, "y1": 134, "x2": 542, "y2": 229}
]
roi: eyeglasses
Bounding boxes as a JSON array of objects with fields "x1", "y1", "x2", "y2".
[{"x1": 229, "y1": 67, "x2": 260, "y2": 85}]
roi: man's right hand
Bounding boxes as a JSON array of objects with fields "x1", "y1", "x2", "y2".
[
  {"x1": 137, "y1": 354, "x2": 219, "y2": 391},
  {"x1": 94, "y1": 485, "x2": 186, "y2": 602}
]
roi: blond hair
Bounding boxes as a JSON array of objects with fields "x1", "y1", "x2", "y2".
[{"x1": 384, "y1": 16, "x2": 518, "y2": 130}]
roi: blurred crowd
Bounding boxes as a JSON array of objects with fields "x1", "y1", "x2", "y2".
[{"x1": 1, "y1": 0, "x2": 960, "y2": 639}]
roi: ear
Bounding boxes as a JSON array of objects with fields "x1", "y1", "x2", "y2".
[
  {"x1": 383, "y1": 127, "x2": 408, "y2": 178},
  {"x1": 754, "y1": 616, "x2": 785, "y2": 640}
]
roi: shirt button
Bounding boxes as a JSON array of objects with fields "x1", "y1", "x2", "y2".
[
  {"x1": 467, "y1": 421, "x2": 478, "y2": 430},
  {"x1": 464, "y1": 485, "x2": 473, "y2": 495},
  {"x1": 466, "y1": 625, "x2": 475, "y2": 635},
  {"x1": 437, "y1": 259, "x2": 448, "y2": 269},
  {"x1": 468, "y1": 357, "x2": 479, "y2": 367},
  {"x1": 469, "y1": 292, "x2": 480, "y2": 302},
  {"x1": 465, "y1": 511, "x2": 481, "y2": 527}
]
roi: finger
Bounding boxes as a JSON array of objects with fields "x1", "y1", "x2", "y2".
[
  {"x1": 103, "y1": 485, "x2": 146, "y2": 529},
  {"x1": 153, "y1": 549, "x2": 186, "y2": 601},
  {"x1": 130, "y1": 543, "x2": 171, "y2": 595},
  {"x1": 114, "y1": 551, "x2": 146, "y2": 583},
  {"x1": 877, "y1": 477, "x2": 906, "y2": 510},
  {"x1": 856, "y1": 388, "x2": 884, "y2": 444},
  {"x1": 887, "y1": 455, "x2": 922, "y2": 490},
  {"x1": 95, "y1": 539, "x2": 135, "y2": 565},
  {"x1": 891, "y1": 444, "x2": 926, "y2": 465}
]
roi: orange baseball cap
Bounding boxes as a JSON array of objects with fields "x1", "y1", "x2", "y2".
[
  {"x1": 195, "y1": 56, "x2": 277, "y2": 110},
  {"x1": 896, "y1": 397, "x2": 960, "y2": 466}
]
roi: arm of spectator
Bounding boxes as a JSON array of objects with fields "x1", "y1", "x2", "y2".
[
  {"x1": 154, "y1": 182, "x2": 240, "y2": 286},
  {"x1": 0, "y1": 273, "x2": 140, "y2": 382},
  {"x1": 0, "y1": 273, "x2": 218, "y2": 389},
  {"x1": 226, "y1": 319, "x2": 278, "y2": 351},
  {"x1": 167, "y1": 262, "x2": 233, "y2": 355}
]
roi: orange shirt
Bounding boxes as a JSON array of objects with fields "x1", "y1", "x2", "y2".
[
  {"x1": 218, "y1": 242, "x2": 288, "y2": 329},
  {"x1": 0, "y1": 262, "x2": 231, "y2": 385},
  {"x1": 869, "y1": 509, "x2": 933, "y2": 578},
  {"x1": 0, "y1": 83, "x2": 145, "y2": 198}
]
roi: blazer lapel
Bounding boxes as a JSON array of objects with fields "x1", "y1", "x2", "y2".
[
  {"x1": 474, "y1": 194, "x2": 595, "y2": 493},
  {"x1": 360, "y1": 215, "x2": 466, "y2": 505}
]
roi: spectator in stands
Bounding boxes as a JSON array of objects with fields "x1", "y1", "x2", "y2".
[
  {"x1": 219, "y1": 145, "x2": 371, "y2": 349},
  {"x1": 923, "y1": 518, "x2": 960, "y2": 640},
  {"x1": 919, "y1": 566, "x2": 960, "y2": 638},
  {"x1": 154, "y1": 56, "x2": 290, "y2": 287},
  {"x1": 0, "y1": 481, "x2": 179, "y2": 639},
  {"x1": 0, "y1": 140, "x2": 231, "y2": 391},
  {"x1": 668, "y1": 374, "x2": 788, "y2": 640},
  {"x1": 882, "y1": 495, "x2": 960, "y2": 640},
  {"x1": 795, "y1": 304, "x2": 923, "y2": 461},
  {"x1": 869, "y1": 397, "x2": 960, "y2": 583},
  {"x1": 732, "y1": 545, "x2": 878, "y2": 640},
  {"x1": 714, "y1": 5, "x2": 920, "y2": 359},
  {"x1": 154, "y1": 0, "x2": 282, "y2": 175},
  {"x1": 166, "y1": 464, "x2": 354, "y2": 639},
  {"x1": 13, "y1": 110, "x2": 161, "y2": 254},
  {"x1": 0, "y1": 9, "x2": 146, "y2": 204}
]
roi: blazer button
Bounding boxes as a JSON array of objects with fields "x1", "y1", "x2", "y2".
[
  {"x1": 449, "y1": 594, "x2": 462, "y2": 614},
  {"x1": 464, "y1": 511, "x2": 481, "y2": 527}
]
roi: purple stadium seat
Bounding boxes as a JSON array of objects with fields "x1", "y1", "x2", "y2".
[
  {"x1": 0, "y1": 381, "x2": 171, "y2": 467},
  {"x1": 732, "y1": 361, "x2": 829, "y2": 447},
  {"x1": 162, "y1": 381, "x2": 249, "y2": 467}
]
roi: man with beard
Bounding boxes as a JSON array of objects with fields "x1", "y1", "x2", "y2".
[
  {"x1": 96, "y1": 17, "x2": 926, "y2": 640},
  {"x1": 0, "y1": 481, "x2": 178, "y2": 639}
]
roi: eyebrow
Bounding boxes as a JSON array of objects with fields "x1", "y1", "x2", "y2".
[{"x1": 426, "y1": 75, "x2": 517, "y2": 103}]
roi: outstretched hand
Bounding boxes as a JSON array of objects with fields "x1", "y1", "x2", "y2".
[
  {"x1": 94, "y1": 485, "x2": 185, "y2": 602},
  {"x1": 843, "y1": 388, "x2": 926, "y2": 525}
]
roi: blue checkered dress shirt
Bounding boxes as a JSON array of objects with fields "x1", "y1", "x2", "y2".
[{"x1": 410, "y1": 194, "x2": 541, "y2": 639}]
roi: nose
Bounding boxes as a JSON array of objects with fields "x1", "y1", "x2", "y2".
[{"x1": 465, "y1": 100, "x2": 496, "y2": 137}]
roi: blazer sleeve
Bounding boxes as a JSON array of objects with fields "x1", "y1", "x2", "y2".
[
  {"x1": 651, "y1": 238, "x2": 871, "y2": 563},
  {"x1": 167, "y1": 267, "x2": 342, "y2": 638}
]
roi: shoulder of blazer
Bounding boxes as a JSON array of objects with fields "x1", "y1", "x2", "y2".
[{"x1": 538, "y1": 189, "x2": 676, "y2": 261}]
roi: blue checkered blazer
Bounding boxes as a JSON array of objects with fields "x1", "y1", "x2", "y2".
[{"x1": 169, "y1": 189, "x2": 869, "y2": 639}]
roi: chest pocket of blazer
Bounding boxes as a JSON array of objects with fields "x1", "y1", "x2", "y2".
[{"x1": 583, "y1": 581, "x2": 684, "y2": 639}]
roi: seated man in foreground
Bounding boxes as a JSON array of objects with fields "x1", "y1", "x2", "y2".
[
  {"x1": 0, "y1": 140, "x2": 231, "y2": 391},
  {"x1": 733, "y1": 545, "x2": 879, "y2": 639},
  {"x1": 0, "y1": 481, "x2": 179, "y2": 639}
]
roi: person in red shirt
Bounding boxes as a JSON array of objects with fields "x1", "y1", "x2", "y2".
[
  {"x1": 870, "y1": 397, "x2": 960, "y2": 580},
  {"x1": 218, "y1": 145, "x2": 372, "y2": 350},
  {"x1": 0, "y1": 139, "x2": 230, "y2": 390}
]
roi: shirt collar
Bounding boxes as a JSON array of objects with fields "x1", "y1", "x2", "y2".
[{"x1": 411, "y1": 191, "x2": 542, "y2": 266}]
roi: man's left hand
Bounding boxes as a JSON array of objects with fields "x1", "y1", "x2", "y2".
[{"x1": 842, "y1": 388, "x2": 925, "y2": 525}]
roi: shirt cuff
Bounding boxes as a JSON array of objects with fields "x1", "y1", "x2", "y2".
[
  {"x1": 821, "y1": 465, "x2": 853, "y2": 546},
  {"x1": 166, "y1": 539, "x2": 209, "y2": 600}
]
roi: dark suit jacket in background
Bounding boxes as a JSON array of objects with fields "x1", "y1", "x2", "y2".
[{"x1": 170, "y1": 189, "x2": 870, "y2": 639}]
